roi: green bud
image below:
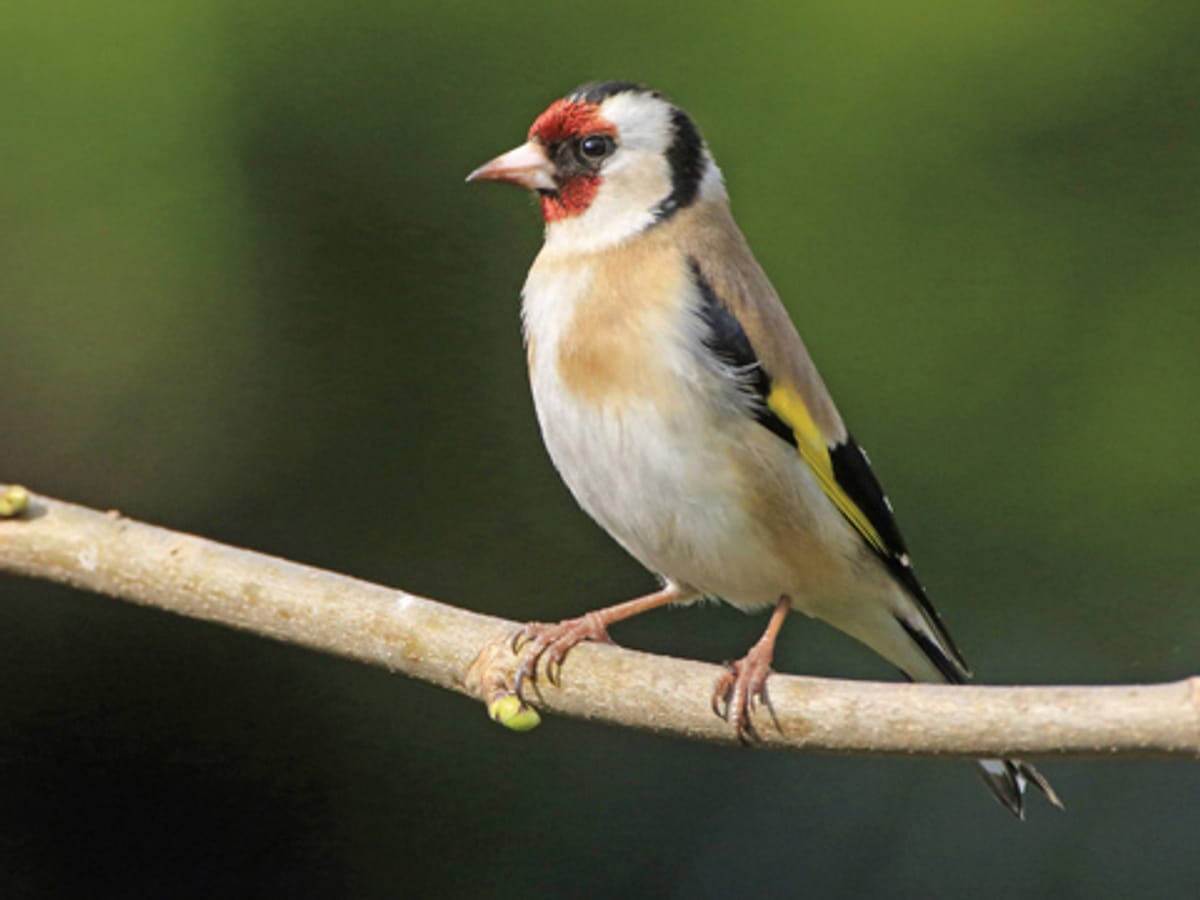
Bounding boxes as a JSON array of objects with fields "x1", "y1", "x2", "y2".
[
  {"x1": 0, "y1": 485, "x2": 29, "y2": 518},
  {"x1": 488, "y1": 693, "x2": 541, "y2": 732}
]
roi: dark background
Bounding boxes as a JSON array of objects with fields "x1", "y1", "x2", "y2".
[{"x1": 4, "y1": 3, "x2": 1199, "y2": 897}]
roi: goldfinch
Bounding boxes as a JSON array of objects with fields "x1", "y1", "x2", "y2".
[{"x1": 467, "y1": 81, "x2": 1060, "y2": 817}]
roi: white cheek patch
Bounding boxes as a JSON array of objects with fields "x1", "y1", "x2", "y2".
[
  {"x1": 541, "y1": 96, "x2": 680, "y2": 254},
  {"x1": 543, "y1": 155, "x2": 671, "y2": 254},
  {"x1": 539, "y1": 91, "x2": 725, "y2": 254}
]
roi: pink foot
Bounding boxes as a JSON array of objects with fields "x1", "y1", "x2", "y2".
[
  {"x1": 511, "y1": 612, "x2": 613, "y2": 699},
  {"x1": 712, "y1": 647, "x2": 778, "y2": 744}
]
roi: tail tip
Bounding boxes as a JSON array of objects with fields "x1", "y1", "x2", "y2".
[{"x1": 976, "y1": 759, "x2": 1064, "y2": 819}]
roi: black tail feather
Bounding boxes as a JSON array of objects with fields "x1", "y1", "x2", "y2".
[
  {"x1": 893, "y1": 614, "x2": 1064, "y2": 819},
  {"x1": 975, "y1": 759, "x2": 1065, "y2": 819}
]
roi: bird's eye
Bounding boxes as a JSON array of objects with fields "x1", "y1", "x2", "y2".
[{"x1": 577, "y1": 134, "x2": 615, "y2": 162}]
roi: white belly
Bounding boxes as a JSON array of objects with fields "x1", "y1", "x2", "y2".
[{"x1": 537, "y1": 365, "x2": 758, "y2": 594}]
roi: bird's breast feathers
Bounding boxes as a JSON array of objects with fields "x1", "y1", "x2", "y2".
[{"x1": 520, "y1": 211, "x2": 871, "y2": 610}]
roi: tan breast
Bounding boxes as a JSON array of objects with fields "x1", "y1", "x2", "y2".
[{"x1": 550, "y1": 228, "x2": 688, "y2": 410}]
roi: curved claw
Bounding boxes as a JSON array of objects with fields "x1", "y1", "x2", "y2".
[
  {"x1": 711, "y1": 667, "x2": 734, "y2": 720},
  {"x1": 512, "y1": 654, "x2": 536, "y2": 700},
  {"x1": 510, "y1": 614, "x2": 613, "y2": 702},
  {"x1": 711, "y1": 657, "x2": 778, "y2": 745}
]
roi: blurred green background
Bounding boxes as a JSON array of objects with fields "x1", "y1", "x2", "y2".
[{"x1": 3, "y1": 1, "x2": 1199, "y2": 896}]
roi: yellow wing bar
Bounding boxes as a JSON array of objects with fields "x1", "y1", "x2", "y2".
[{"x1": 766, "y1": 385, "x2": 887, "y2": 556}]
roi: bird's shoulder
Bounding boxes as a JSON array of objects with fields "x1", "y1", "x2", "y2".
[{"x1": 672, "y1": 201, "x2": 846, "y2": 440}]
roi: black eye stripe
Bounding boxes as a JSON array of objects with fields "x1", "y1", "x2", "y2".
[{"x1": 542, "y1": 135, "x2": 616, "y2": 185}]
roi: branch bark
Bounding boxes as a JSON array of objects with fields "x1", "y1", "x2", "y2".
[{"x1": 1, "y1": 486, "x2": 1197, "y2": 759}]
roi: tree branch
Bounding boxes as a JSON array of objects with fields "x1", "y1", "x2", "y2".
[{"x1": 1, "y1": 486, "x2": 1197, "y2": 759}]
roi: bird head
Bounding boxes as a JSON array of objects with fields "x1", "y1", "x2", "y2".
[{"x1": 467, "y1": 82, "x2": 724, "y2": 251}]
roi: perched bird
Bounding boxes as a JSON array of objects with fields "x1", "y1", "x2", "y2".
[{"x1": 467, "y1": 81, "x2": 1060, "y2": 817}]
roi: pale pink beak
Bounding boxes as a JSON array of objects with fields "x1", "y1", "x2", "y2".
[{"x1": 466, "y1": 141, "x2": 556, "y2": 191}]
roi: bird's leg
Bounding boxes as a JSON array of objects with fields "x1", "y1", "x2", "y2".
[
  {"x1": 512, "y1": 585, "x2": 688, "y2": 699},
  {"x1": 712, "y1": 594, "x2": 791, "y2": 744}
]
